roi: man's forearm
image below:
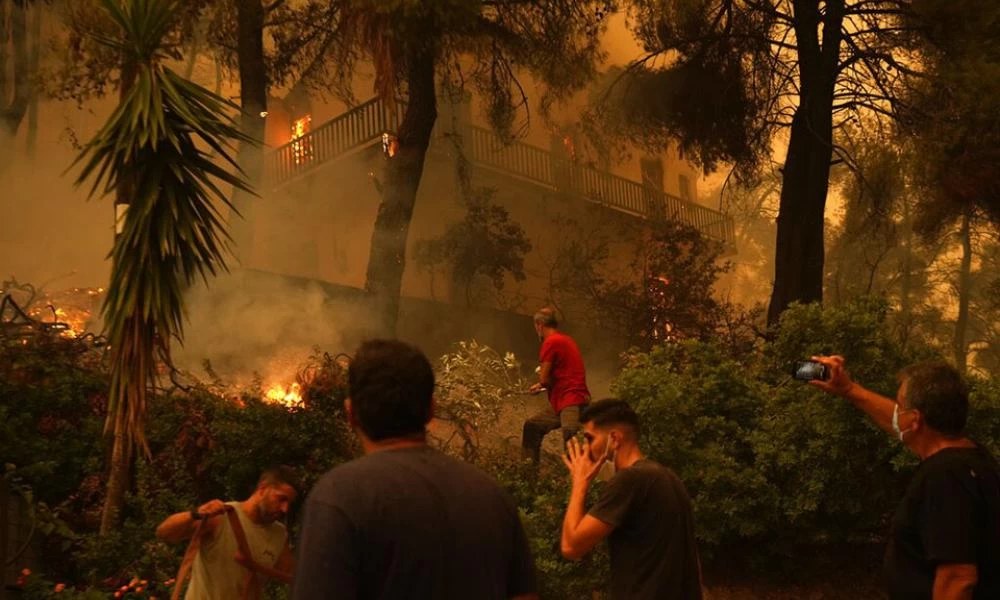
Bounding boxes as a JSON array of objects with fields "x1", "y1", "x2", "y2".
[
  {"x1": 560, "y1": 482, "x2": 589, "y2": 555},
  {"x1": 156, "y1": 511, "x2": 198, "y2": 544},
  {"x1": 843, "y1": 383, "x2": 897, "y2": 436}
]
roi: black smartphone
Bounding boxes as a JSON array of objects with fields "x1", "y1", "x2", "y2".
[{"x1": 793, "y1": 360, "x2": 828, "y2": 382}]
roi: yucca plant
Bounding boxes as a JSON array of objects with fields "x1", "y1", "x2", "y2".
[{"x1": 71, "y1": 0, "x2": 253, "y2": 534}]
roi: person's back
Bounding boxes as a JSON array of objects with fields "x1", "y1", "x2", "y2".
[
  {"x1": 297, "y1": 446, "x2": 534, "y2": 599},
  {"x1": 293, "y1": 339, "x2": 536, "y2": 600},
  {"x1": 887, "y1": 445, "x2": 1000, "y2": 600},
  {"x1": 593, "y1": 460, "x2": 701, "y2": 600}
]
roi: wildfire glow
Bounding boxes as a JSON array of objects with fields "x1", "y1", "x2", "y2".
[
  {"x1": 26, "y1": 287, "x2": 104, "y2": 338},
  {"x1": 265, "y1": 382, "x2": 303, "y2": 408},
  {"x1": 291, "y1": 115, "x2": 313, "y2": 165}
]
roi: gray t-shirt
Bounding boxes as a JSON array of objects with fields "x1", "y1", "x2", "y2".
[
  {"x1": 589, "y1": 459, "x2": 702, "y2": 600},
  {"x1": 292, "y1": 446, "x2": 536, "y2": 600}
]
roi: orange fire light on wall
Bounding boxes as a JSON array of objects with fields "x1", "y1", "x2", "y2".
[{"x1": 291, "y1": 115, "x2": 313, "y2": 165}]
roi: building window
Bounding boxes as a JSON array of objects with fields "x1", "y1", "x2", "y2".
[
  {"x1": 678, "y1": 174, "x2": 693, "y2": 202},
  {"x1": 291, "y1": 115, "x2": 314, "y2": 165},
  {"x1": 640, "y1": 157, "x2": 664, "y2": 192}
]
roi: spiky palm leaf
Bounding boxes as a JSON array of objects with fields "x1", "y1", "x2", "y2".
[{"x1": 71, "y1": 0, "x2": 253, "y2": 461}]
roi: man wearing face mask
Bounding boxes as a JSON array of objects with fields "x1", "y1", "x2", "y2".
[
  {"x1": 812, "y1": 356, "x2": 1000, "y2": 600},
  {"x1": 560, "y1": 399, "x2": 703, "y2": 600}
]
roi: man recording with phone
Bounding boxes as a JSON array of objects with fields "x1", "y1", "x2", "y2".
[{"x1": 811, "y1": 356, "x2": 1000, "y2": 600}]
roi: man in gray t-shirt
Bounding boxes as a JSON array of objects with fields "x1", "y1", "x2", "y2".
[
  {"x1": 292, "y1": 340, "x2": 537, "y2": 600},
  {"x1": 560, "y1": 399, "x2": 703, "y2": 600}
]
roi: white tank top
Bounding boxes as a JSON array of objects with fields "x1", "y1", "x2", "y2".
[{"x1": 184, "y1": 501, "x2": 287, "y2": 600}]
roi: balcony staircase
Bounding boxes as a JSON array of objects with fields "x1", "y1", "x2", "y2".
[{"x1": 263, "y1": 97, "x2": 735, "y2": 245}]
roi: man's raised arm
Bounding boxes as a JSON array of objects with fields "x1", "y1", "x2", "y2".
[
  {"x1": 156, "y1": 499, "x2": 226, "y2": 545},
  {"x1": 810, "y1": 355, "x2": 898, "y2": 436}
]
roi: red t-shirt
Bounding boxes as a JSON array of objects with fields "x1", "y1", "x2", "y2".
[{"x1": 539, "y1": 331, "x2": 590, "y2": 412}]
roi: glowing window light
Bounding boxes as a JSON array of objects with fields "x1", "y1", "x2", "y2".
[{"x1": 291, "y1": 115, "x2": 314, "y2": 165}]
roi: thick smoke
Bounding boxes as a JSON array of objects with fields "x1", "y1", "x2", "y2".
[{"x1": 174, "y1": 271, "x2": 377, "y2": 388}]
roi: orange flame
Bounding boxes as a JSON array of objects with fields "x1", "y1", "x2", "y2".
[
  {"x1": 291, "y1": 115, "x2": 313, "y2": 165},
  {"x1": 264, "y1": 382, "x2": 303, "y2": 408}
]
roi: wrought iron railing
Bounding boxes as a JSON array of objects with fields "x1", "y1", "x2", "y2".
[{"x1": 264, "y1": 98, "x2": 735, "y2": 244}]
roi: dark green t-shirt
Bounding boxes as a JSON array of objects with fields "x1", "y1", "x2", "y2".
[{"x1": 588, "y1": 459, "x2": 702, "y2": 600}]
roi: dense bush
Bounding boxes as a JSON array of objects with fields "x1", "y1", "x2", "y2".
[
  {"x1": 7, "y1": 299, "x2": 1000, "y2": 597},
  {"x1": 614, "y1": 298, "x2": 1000, "y2": 576}
]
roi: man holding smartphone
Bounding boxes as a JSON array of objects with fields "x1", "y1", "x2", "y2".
[{"x1": 812, "y1": 356, "x2": 1000, "y2": 600}]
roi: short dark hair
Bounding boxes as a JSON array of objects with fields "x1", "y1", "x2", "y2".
[
  {"x1": 533, "y1": 307, "x2": 558, "y2": 328},
  {"x1": 348, "y1": 339, "x2": 435, "y2": 441},
  {"x1": 258, "y1": 466, "x2": 301, "y2": 496},
  {"x1": 898, "y1": 361, "x2": 969, "y2": 437},
  {"x1": 581, "y1": 399, "x2": 640, "y2": 435}
]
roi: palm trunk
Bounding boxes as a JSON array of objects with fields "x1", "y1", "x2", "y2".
[
  {"x1": 230, "y1": 0, "x2": 267, "y2": 264},
  {"x1": 99, "y1": 426, "x2": 129, "y2": 535},
  {"x1": 767, "y1": 0, "x2": 845, "y2": 326},
  {"x1": 100, "y1": 57, "x2": 138, "y2": 537},
  {"x1": 364, "y1": 41, "x2": 438, "y2": 336},
  {"x1": 954, "y1": 209, "x2": 972, "y2": 372}
]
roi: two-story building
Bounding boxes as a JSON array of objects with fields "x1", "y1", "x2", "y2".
[{"x1": 233, "y1": 83, "x2": 734, "y2": 362}]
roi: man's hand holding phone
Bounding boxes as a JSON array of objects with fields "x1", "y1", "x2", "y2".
[{"x1": 808, "y1": 355, "x2": 857, "y2": 397}]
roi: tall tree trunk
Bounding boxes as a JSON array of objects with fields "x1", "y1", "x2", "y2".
[
  {"x1": 899, "y1": 196, "x2": 914, "y2": 346},
  {"x1": 0, "y1": 0, "x2": 30, "y2": 138},
  {"x1": 229, "y1": 0, "x2": 267, "y2": 264},
  {"x1": 364, "y1": 41, "x2": 438, "y2": 336},
  {"x1": 767, "y1": 0, "x2": 845, "y2": 326},
  {"x1": 953, "y1": 209, "x2": 972, "y2": 372},
  {"x1": 100, "y1": 59, "x2": 138, "y2": 536},
  {"x1": 24, "y1": 0, "x2": 40, "y2": 156}
]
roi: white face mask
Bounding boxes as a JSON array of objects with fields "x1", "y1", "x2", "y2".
[
  {"x1": 892, "y1": 403, "x2": 914, "y2": 442},
  {"x1": 596, "y1": 444, "x2": 617, "y2": 482}
]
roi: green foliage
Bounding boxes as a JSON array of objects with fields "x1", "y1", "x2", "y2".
[
  {"x1": 477, "y1": 450, "x2": 609, "y2": 599},
  {"x1": 1, "y1": 338, "x2": 350, "y2": 594},
  {"x1": 546, "y1": 211, "x2": 735, "y2": 351},
  {"x1": 0, "y1": 334, "x2": 106, "y2": 505},
  {"x1": 613, "y1": 298, "x2": 979, "y2": 573},
  {"x1": 614, "y1": 341, "x2": 771, "y2": 550},
  {"x1": 431, "y1": 340, "x2": 529, "y2": 459},
  {"x1": 905, "y1": 0, "x2": 1000, "y2": 229}
]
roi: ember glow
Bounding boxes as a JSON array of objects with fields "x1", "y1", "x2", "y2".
[
  {"x1": 265, "y1": 382, "x2": 303, "y2": 408},
  {"x1": 26, "y1": 287, "x2": 104, "y2": 338}
]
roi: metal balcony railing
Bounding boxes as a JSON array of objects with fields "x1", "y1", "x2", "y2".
[{"x1": 263, "y1": 97, "x2": 735, "y2": 245}]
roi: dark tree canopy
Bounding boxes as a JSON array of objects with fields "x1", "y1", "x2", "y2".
[{"x1": 903, "y1": 0, "x2": 1000, "y2": 236}]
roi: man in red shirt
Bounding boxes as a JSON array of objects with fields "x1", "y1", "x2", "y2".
[{"x1": 521, "y1": 308, "x2": 590, "y2": 463}]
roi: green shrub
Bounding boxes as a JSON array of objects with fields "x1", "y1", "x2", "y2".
[
  {"x1": 612, "y1": 298, "x2": 996, "y2": 575},
  {"x1": 476, "y1": 448, "x2": 609, "y2": 599}
]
